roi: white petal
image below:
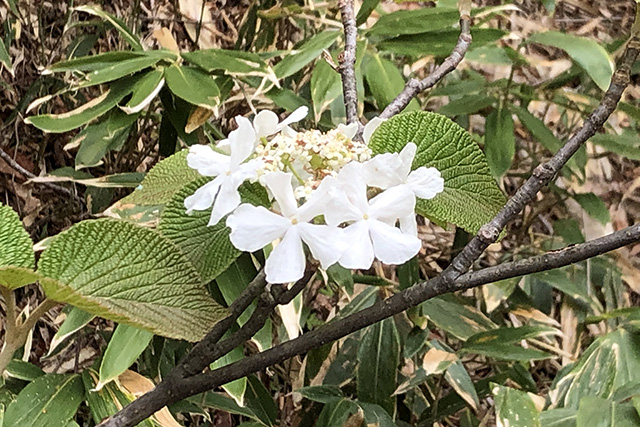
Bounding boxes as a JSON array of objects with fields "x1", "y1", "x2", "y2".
[
  {"x1": 337, "y1": 162, "x2": 369, "y2": 214},
  {"x1": 337, "y1": 122, "x2": 358, "y2": 139},
  {"x1": 297, "y1": 223, "x2": 345, "y2": 269},
  {"x1": 362, "y1": 152, "x2": 404, "y2": 189},
  {"x1": 368, "y1": 185, "x2": 416, "y2": 223},
  {"x1": 184, "y1": 178, "x2": 222, "y2": 213},
  {"x1": 187, "y1": 145, "x2": 230, "y2": 176},
  {"x1": 407, "y1": 167, "x2": 445, "y2": 200},
  {"x1": 278, "y1": 106, "x2": 309, "y2": 129},
  {"x1": 397, "y1": 142, "x2": 417, "y2": 180},
  {"x1": 229, "y1": 116, "x2": 258, "y2": 166},
  {"x1": 265, "y1": 227, "x2": 306, "y2": 284},
  {"x1": 227, "y1": 204, "x2": 290, "y2": 252},
  {"x1": 253, "y1": 110, "x2": 280, "y2": 138},
  {"x1": 369, "y1": 219, "x2": 421, "y2": 265},
  {"x1": 234, "y1": 158, "x2": 263, "y2": 181},
  {"x1": 262, "y1": 172, "x2": 298, "y2": 218},
  {"x1": 208, "y1": 179, "x2": 242, "y2": 226},
  {"x1": 399, "y1": 213, "x2": 418, "y2": 237},
  {"x1": 362, "y1": 117, "x2": 386, "y2": 144},
  {"x1": 338, "y1": 221, "x2": 375, "y2": 270},
  {"x1": 313, "y1": 176, "x2": 361, "y2": 226}
]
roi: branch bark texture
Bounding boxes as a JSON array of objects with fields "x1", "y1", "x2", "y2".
[{"x1": 338, "y1": 0, "x2": 359, "y2": 124}]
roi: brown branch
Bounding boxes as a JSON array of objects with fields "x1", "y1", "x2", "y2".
[
  {"x1": 379, "y1": 13, "x2": 472, "y2": 119},
  {"x1": 338, "y1": 0, "x2": 359, "y2": 125},
  {"x1": 101, "y1": 28, "x2": 640, "y2": 427}
]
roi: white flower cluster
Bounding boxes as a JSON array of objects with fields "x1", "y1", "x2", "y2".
[{"x1": 184, "y1": 107, "x2": 445, "y2": 284}]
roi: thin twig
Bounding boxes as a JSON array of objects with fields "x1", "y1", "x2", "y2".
[
  {"x1": 379, "y1": 13, "x2": 472, "y2": 119},
  {"x1": 338, "y1": 0, "x2": 359, "y2": 125},
  {"x1": 0, "y1": 145, "x2": 77, "y2": 199}
]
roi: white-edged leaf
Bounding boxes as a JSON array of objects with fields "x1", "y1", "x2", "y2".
[
  {"x1": 274, "y1": 31, "x2": 340, "y2": 79},
  {"x1": 48, "y1": 307, "x2": 95, "y2": 356},
  {"x1": 310, "y1": 59, "x2": 342, "y2": 122},
  {"x1": 37, "y1": 219, "x2": 228, "y2": 341},
  {"x1": 120, "y1": 68, "x2": 165, "y2": 114},
  {"x1": 0, "y1": 38, "x2": 13, "y2": 75},
  {"x1": 492, "y1": 384, "x2": 541, "y2": 427},
  {"x1": 164, "y1": 64, "x2": 220, "y2": 110},
  {"x1": 74, "y1": 5, "x2": 143, "y2": 50}
]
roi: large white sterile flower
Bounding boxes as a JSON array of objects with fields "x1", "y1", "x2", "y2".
[
  {"x1": 219, "y1": 106, "x2": 309, "y2": 149},
  {"x1": 226, "y1": 171, "x2": 345, "y2": 284},
  {"x1": 362, "y1": 142, "x2": 444, "y2": 236},
  {"x1": 322, "y1": 162, "x2": 422, "y2": 270},
  {"x1": 184, "y1": 141, "x2": 262, "y2": 226},
  {"x1": 335, "y1": 117, "x2": 386, "y2": 145}
]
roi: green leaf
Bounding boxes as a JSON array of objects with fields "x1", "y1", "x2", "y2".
[
  {"x1": 438, "y1": 94, "x2": 495, "y2": 117},
  {"x1": 590, "y1": 133, "x2": 640, "y2": 161},
  {"x1": 37, "y1": 219, "x2": 227, "y2": 341},
  {"x1": 492, "y1": 384, "x2": 541, "y2": 427},
  {"x1": 429, "y1": 340, "x2": 480, "y2": 410},
  {"x1": 82, "y1": 369, "x2": 154, "y2": 426},
  {"x1": 421, "y1": 296, "x2": 497, "y2": 340},
  {"x1": 211, "y1": 338, "x2": 247, "y2": 406},
  {"x1": 311, "y1": 59, "x2": 342, "y2": 122},
  {"x1": 4, "y1": 374, "x2": 84, "y2": 427},
  {"x1": 0, "y1": 204, "x2": 36, "y2": 289},
  {"x1": 356, "y1": 317, "x2": 400, "y2": 415},
  {"x1": 159, "y1": 177, "x2": 240, "y2": 282},
  {"x1": 164, "y1": 65, "x2": 220, "y2": 110},
  {"x1": 120, "y1": 68, "x2": 165, "y2": 114},
  {"x1": 355, "y1": 0, "x2": 380, "y2": 25},
  {"x1": 25, "y1": 78, "x2": 134, "y2": 133},
  {"x1": 461, "y1": 326, "x2": 557, "y2": 361},
  {"x1": 379, "y1": 28, "x2": 506, "y2": 58},
  {"x1": 573, "y1": 193, "x2": 610, "y2": 225},
  {"x1": 203, "y1": 392, "x2": 260, "y2": 420},
  {"x1": 296, "y1": 385, "x2": 343, "y2": 404},
  {"x1": 358, "y1": 402, "x2": 396, "y2": 427},
  {"x1": 363, "y1": 53, "x2": 419, "y2": 112},
  {"x1": 528, "y1": 31, "x2": 614, "y2": 91},
  {"x1": 47, "y1": 51, "x2": 148, "y2": 72},
  {"x1": 316, "y1": 398, "x2": 360, "y2": 427},
  {"x1": 74, "y1": 53, "x2": 166, "y2": 89},
  {"x1": 245, "y1": 375, "x2": 278, "y2": 426},
  {"x1": 5, "y1": 360, "x2": 45, "y2": 382},
  {"x1": 540, "y1": 408, "x2": 577, "y2": 427},
  {"x1": 274, "y1": 31, "x2": 340, "y2": 79},
  {"x1": 73, "y1": 109, "x2": 139, "y2": 169},
  {"x1": 369, "y1": 111, "x2": 506, "y2": 234},
  {"x1": 123, "y1": 149, "x2": 201, "y2": 205},
  {"x1": 181, "y1": 49, "x2": 276, "y2": 82},
  {"x1": 484, "y1": 107, "x2": 515, "y2": 177},
  {"x1": 74, "y1": 5, "x2": 143, "y2": 50},
  {"x1": 0, "y1": 38, "x2": 12, "y2": 74},
  {"x1": 48, "y1": 307, "x2": 95, "y2": 356},
  {"x1": 367, "y1": 7, "x2": 458, "y2": 37},
  {"x1": 98, "y1": 324, "x2": 153, "y2": 389}
]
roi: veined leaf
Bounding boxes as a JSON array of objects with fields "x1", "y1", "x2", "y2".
[
  {"x1": 4, "y1": 374, "x2": 84, "y2": 427},
  {"x1": 37, "y1": 219, "x2": 228, "y2": 341},
  {"x1": 120, "y1": 68, "x2": 165, "y2": 114},
  {"x1": 369, "y1": 111, "x2": 506, "y2": 234},
  {"x1": 367, "y1": 7, "x2": 458, "y2": 37},
  {"x1": 164, "y1": 64, "x2": 220, "y2": 110},
  {"x1": 73, "y1": 109, "x2": 139, "y2": 169},
  {"x1": 159, "y1": 177, "x2": 241, "y2": 283},
  {"x1": 0, "y1": 204, "x2": 37, "y2": 289},
  {"x1": 484, "y1": 107, "x2": 515, "y2": 178},
  {"x1": 274, "y1": 31, "x2": 340, "y2": 79},
  {"x1": 123, "y1": 149, "x2": 201, "y2": 205},
  {"x1": 363, "y1": 53, "x2": 419, "y2": 112},
  {"x1": 25, "y1": 78, "x2": 135, "y2": 133},
  {"x1": 74, "y1": 5, "x2": 143, "y2": 50},
  {"x1": 492, "y1": 384, "x2": 541, "y2": 427},
  {"x1": 528, "y1": 31, "x2": 614, "y2": 91},
  {"x1": 98, "y1": 324, "x2": 153, "y2": 389}
]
